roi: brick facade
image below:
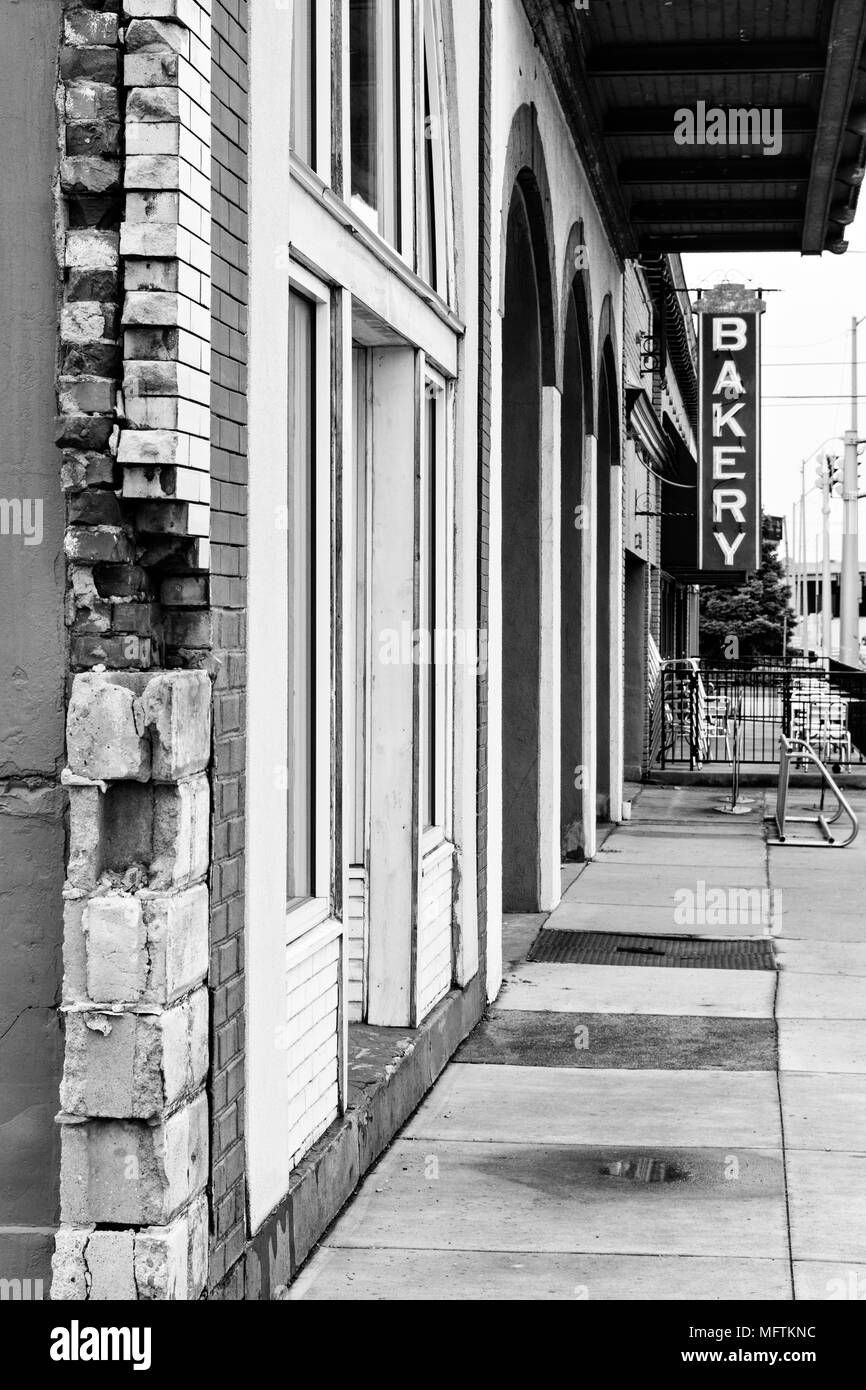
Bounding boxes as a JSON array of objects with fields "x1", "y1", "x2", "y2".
[
  {"x1": 53, "y1": 0, "x2": 216, "y2": 1301},
  {"x1": 206, "y1": 0, "x2": 248, "y2": 1298}
]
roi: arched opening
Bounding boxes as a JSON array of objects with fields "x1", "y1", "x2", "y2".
[
  {"x1": 595, "y1": 340, "x2": 619, "y2": 819},
  {"x1": 501, "y1": 183, "x2": 542, "y2": 910},
  {"x1": 561, "y1": 285, "x2": 586, "y2": 856}
]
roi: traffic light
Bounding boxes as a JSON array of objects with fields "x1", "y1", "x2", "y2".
[
  {"x1": 818, "y1": 454, "x2": 843, "y2": 495},
  {"x1": 829, "y1": 455, "x2": 843, "y2": 495}
]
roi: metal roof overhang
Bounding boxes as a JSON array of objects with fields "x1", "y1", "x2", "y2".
[
  {"x1": 626, "y1": 385, "x2": 676, "y2": 473},
  {"x1": 522, "y1": 0, "x2": 866, "y2": 257}
]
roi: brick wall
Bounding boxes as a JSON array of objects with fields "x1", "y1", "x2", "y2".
[
  {"x1": 52, "y1": 0, "x2": 217, "y2": 1303},
  {"x1": 207, "y1": 0, "x2": 248, "y2": 1298}
]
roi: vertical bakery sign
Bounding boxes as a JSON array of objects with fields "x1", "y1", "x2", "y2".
[{"x1": 697, "y1": 291, "x2": 764, "y2": 574}]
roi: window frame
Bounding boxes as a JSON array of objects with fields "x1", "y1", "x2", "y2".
[
  {"x1": 290, "y1": 0, "x2": 332, "y2": 185},
  {"x1": 417, "y1": 0, "x2": 451, "y2": 300},
  {"x1": 347, "y1": 0, "x2": 413, "y2": 256},
  {"x1": 287, "y1": 262, "x2": 333, "y2": 945},
  {"x1": 419, "y1": 364, "x2": 453, "y2": 856}
]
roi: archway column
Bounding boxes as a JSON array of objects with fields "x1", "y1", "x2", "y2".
[
  {"x1": 539, "y1": 385, "x2": 562, "y2": 910},
  {"x1": 608, "y1": 457, "x2": 625, "y2": 823},
  {"x1": 581, "y1": 436, "x2": 598, "y2": 859}
]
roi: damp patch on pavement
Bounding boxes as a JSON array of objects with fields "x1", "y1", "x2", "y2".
[{"x1": 456, "y1": 1010, "x2": 778, "y2": 1070}]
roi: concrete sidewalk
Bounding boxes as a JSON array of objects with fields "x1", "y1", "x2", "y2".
[{"x1": 290, "y1": 785, "x2": 866, "y2": 1300}]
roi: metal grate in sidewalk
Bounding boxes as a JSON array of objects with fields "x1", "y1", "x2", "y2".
[{"x1": 527, "y1": 930, "x2": 776, "y2": 970}]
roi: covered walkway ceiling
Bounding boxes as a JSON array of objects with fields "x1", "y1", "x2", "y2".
[{"x1": 524, "y1": 0, "x2": 866, "y2": 257}]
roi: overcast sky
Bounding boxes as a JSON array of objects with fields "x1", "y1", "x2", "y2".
[{"x1": 683, "y1": 210, "x2": 866, "y2": 568}]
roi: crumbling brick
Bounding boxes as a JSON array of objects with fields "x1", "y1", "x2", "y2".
[
  {"x1": 67, "y1": 672, "x2": 150, "y2": 782},
  {"x1": 59, "y1": 1091, "x2": 208, "y2": 1225},
  {"x1": 51, "y1": 1205, "x2": 207, "y2": 1301},
  {"x1": 60, "y1": 988, "x2": 208, "y2": 1119},
  {"x1": 63, "y1": 882, "x2": 209, "y2": 1007}
]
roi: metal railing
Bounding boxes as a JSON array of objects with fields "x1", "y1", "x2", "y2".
[
  {"x1": 658, "y1": 659, "x2": 866, "y2": 767},
  {"x1": 768, "y1": 735, "x2": 859, "y2": 847}
]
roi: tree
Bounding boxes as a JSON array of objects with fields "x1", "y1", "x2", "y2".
[{"x1": 699, "y1": 537, "x2": 794, "y2": 661}]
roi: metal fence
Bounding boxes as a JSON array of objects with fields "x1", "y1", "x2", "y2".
[{"x1": 657, "y1": 658, "x2": 866, "y2": 769}]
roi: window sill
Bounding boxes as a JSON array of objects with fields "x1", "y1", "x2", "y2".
[
  {"x1": 421, "y1": 831, "x2": 453, "y2": 868},
  {"x1": 290, "y1": 154, "x2": 464, "y2": 339},
  {"x1": 286, "y1": 896, "x2": 331, "y2": 946}
]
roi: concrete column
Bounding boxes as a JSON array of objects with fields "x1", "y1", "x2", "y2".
[
  {"x1": 539, "y1": 386, "x2": 562, "y2": 909},
  {"x1": 608, "y1": 458, "x2": 625, "y2": 822},
  {"x1": 486, "y1": 307, "x2": 504, "y2": 1002},
  {"x1": 581, "y1": 437, "x2": 598, "y2": 860}
]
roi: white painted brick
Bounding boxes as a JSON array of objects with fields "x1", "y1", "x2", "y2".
[
  {"x1": 123, "y1": 290, "x2": 180, "y2": 327},
  {"x1": 184, "y1": 503, "x2": 210, "y2": 538},
  {"x1": 126, "y1": 190, "x2": 180, "y2": 224},
  {"x1": 124, "y1": 259, "x2": 180, "y2": 293},
  {"x1": 120, "y1": 221, "x2": 179, "y2": 259},
  {"x1": 123, "y1": 397, "x2": 210, "y2": 437},
  {"x1": 125, "y1": 360, "x2": 210, "y2": 403},
  {"x1": 190, "y1": 536, "x2": 210, "y2": 569},
  {"x1": 124, "y1": 51, "x2": 181, "y2": 90},
  {"x1": 188, "y1": 33, "x2": 210, "y2": 80},
  {"x1": 118, "y1": 429, "x2": 210, "y2": 469},
  {"x1": 125, "y1": 155, "x2": 181, "y2": 191},
  {"x1": 127, "y1": 121, "x2": 181, "y2": 157},
  {"x1": 122, "y1": 464, "x2": 210, "y2": 504},
  {"x1": 177, "y1": 57, "x2": 209, "y2": 112}
]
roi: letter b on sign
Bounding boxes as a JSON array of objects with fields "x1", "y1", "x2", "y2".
[{"x1": 712, "y1": 317, "x2": 748, "y2": 352}]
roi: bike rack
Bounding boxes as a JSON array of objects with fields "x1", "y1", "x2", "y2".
[
  {"x1": 767, "y1": 735, "x2": 860, "y2": 847},
  {"x1": 714, "y1": 700, "x2": 754, "y2": 815}
]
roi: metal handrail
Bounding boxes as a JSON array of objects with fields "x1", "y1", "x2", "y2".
[{"x1": 768, "y1": 736, "x2": 860, "y2": 847}]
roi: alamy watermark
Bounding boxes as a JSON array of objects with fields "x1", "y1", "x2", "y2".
[
  {"x1": 673, "y1": 879, "x2": 781, "y2": 931},
  {"x1": 674, "y1": 101, "x2": 782, "y2": 157},
  {"x1": 378, "y1": 623, "x2": 488, "y2": 676},
  {"x1": 0, "y1": 1277, "x2": 45, "y2": 1300},
  {"x1": 0, "y1": 497, "x2": 43, "y2": 546}
]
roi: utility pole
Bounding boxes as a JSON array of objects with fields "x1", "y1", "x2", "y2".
[
  {"x1": 840, "y1": 315, "x2": 862, "y2": 667},
  {"x1": 822, "y1": 456, "x2": 833, "y2": 657}
]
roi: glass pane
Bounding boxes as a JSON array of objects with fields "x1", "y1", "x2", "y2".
[
  {"x1": 290, "y1": 0, "x2": 315, "y2": 165},
  {"x1": 288, "y1": 293, "x2": 316, "y2": 900},
  {"x1": 423, "y1": 52, "x2": 438, "y2": 291},
  {"x1": 391, "y1": 0, "x2": 402, "y2": 251},
  {"x1": 350, "y1": 0, "x2": 378, "y2": 210}
]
